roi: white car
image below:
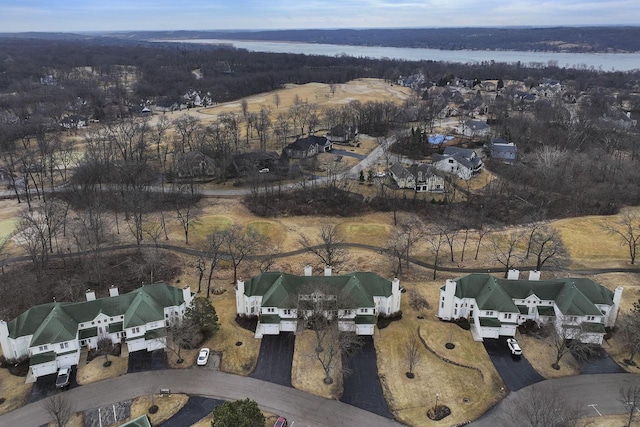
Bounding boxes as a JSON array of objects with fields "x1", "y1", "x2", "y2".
[
  {"x1": 258, "y1": 168, "x2": 270, "y2": 174},
  {"x1": 507, "y1": 338, "x2": 522, "y2": 356},
  {"x1": 197, "y1": 348, "x2": 210, "y2": 366}
]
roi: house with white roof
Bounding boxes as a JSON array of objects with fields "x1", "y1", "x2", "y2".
[
  {"x1": 236, "y1": 267, "x2": 402, "y2": 338},
  {"x1": 437, "y1": 271, "x2": 622, "y2": 344},
  {"x1": 0, "y1": 283, "x2": 192, "y2": 380}
]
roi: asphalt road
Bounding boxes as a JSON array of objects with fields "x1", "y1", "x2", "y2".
[
  {"x1": 469, "y1": 373, "x2": 640, "y2": 426},
  {"x1": 0, "y1": 369, "x2": 406, "y2": 427}
]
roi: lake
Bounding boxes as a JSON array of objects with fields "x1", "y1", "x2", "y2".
[{"x1": 156, "y1": 39, "x2": 640, "y2": 72}]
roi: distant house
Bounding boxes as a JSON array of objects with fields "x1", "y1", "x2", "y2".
[
  {"x1": 232, "y1": 151, "x2": 282, "y2": 175},
  {"x1": 284, "y1": 135, "x2": 332, "y2": 159},
  {"x1": 389, "y1": 163, "x2": 445, "y2": 193},
  {"x1": 438, "y1": 271, "x2": 622, "y2": 345},
  {"x1": 488, "y1": 137, "x2": 517, "y2": 163},
  {"x1": 432, "y1": 146, "x2": 483, "y2": 180},
  {"x1": 60, "y1": 115, "x2": 87, "y2": 130},
  {"x1": 461, "y1": 120, "x2": 491, "y2": 137},
  {"x1": 235, "y1": 266, "x2": 402, "y2": 338},
  {"x1": 176, "y1": 150, "x2": 217, "y2": 179},
  {"x1": 0, "y1": 283, "x2": 192, "y2": 380},
  {"x1": 325, "y1": 125, "x2": 357, "y2": 145}
]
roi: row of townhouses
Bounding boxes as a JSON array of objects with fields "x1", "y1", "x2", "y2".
[
  {"x1": 235, "y1": 266, "x2": 402, "y2": 338},
  {"x1": 0, "y1": 283, "x2": 192, "y2": 380},
  {"x1": 438, "y1": 270, "x2": 623, "y2": 344}
]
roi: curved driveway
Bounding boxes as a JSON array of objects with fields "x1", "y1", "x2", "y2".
[{"x1": 0, "y1": 369, "x2": 405, "y2": 427}]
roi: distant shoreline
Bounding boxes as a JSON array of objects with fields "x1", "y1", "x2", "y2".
[{"x1": 152, "y1": 38, "x2": 640, "y2": 71}]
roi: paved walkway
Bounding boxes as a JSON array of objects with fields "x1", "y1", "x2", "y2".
[{"x1": 0, "y1": 369, "x2": 406, "y2": 427}]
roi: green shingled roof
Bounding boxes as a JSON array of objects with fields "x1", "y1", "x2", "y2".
[
  {"x1": 243, "y1": 272, "x2": 392, "y2": 309},
  {"x1": 120, "y1": 415, "x2": 152, "y2": 427},
  {"x1": 452, "y1": 274, "x2": 614, "y2": 317},
  {"x1": 30, "y1": 351, "x2": 56, "y2": 365},
  {"x1": 6, "y1": 283, "x2": 185, "y2": 348}
]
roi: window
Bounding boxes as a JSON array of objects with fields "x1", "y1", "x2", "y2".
[
  {"x1": 59, "y1": 342, "x2": 69, "y2": 350},
  {"x1": 91, "y1": 321, "x2": 95, "y2": 325},
  {"x1": 587, "y1": 316, "x2": 596, "y2": 321},
  {"x1": 266, "y1": 308, "x2": 275, "y2": 313},
  {"x1": 284, "y1": 309, "x2": 292, "y2": 315},
  {"x1": 504, "y1": 313, "x2": 512, "y2": 319},
  {"x1": 454, "y1": 309, "x2": 457, "y2": 315},
  {"x1": 455, "y1": 303, "x2": 458, "y2": 308},
  {"x1": 486, "y1": 311, "x2": 493, "y2": 316},
  {"x1": 132, "y1": 327, "x2": 140, "y2": 334},
  {"x1": 38, "y1": 345, "x2": 48, "y2": 352},
  {"x1": 470, "y1": 304, "x2": 474, "y2": 309},
  {"x1": 441, "y1": 302, "x2": 444, "y2": 308}
]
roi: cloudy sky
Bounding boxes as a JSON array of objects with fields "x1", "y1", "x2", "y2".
[{"x1": 1, "y1": 0, "x2": 638, "y2": 32}]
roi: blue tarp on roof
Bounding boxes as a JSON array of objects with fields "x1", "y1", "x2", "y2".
[{"x1": 428, "y1": 134, "x2": 454, "y2": 146}]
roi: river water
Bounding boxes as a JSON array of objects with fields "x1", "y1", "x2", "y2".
[{"x1": 156, "y1": 38, "x2": 640, "y2": 72}]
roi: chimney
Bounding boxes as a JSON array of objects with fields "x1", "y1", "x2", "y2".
[
  {"x1": 237, "y1": 278, "x2": 245, "y2": 295},
  {"x1": 304, "y1": 265, "x2": 313, "y2": 276},
  {"x1": 392, "y1": 278, "x2": 400, "y2": 293},
  {"x1": 109, "y1": 285, "x2": 119, "y2": 297},
  {"x1": 85, "y1": 289, "x2": 96, "y2": 301},
  {"x1": 507, "y1": 269, "x2": 520, "y2": 280},
  {"x1": 528, "y1": 270, "x2": 541, "y2": 281},
  {"x1": 182, "y1": 285, "x2": 193, "y2": 306},
  {"x1": 324, "y1": 266, "x2": 332, "y2": 277}
]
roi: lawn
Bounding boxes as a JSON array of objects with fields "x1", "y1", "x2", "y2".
[
  {"x1": 76, "y1": 355, "x2": 128, "y2": 385},
  {"x1": 0, "y1": 367, "x2": 32, "y2": 416},
  {"x1": 376, "y1": 279, "x2": 505, "y2": 426},
  {"x1": 291, "y1": 329, "x2": 342, "y2": 400}
]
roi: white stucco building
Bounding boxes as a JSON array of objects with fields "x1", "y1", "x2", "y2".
[
  {"x1": 0, "y1": 283, "x2": 192, "y2": 380},
  {"x1": 236, "y1": 267, "x2": 402, "y2": 338},
  {"x1": 437, "y1": 271, "x2": 622, "y2": 344}
]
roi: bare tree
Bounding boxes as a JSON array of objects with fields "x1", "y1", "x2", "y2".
[
  {"x1": 619, "y1": 385, "x2": 640, "y2": 427},
  {"x1": 408, "y1": 289, "x2": 430, "y2": 317},
  {"x1": 603, "y1": 212, "x2": 640, "y2": 264},
  {"x1": 44, "y1": 392, "x2": 75, "y2": 427},
  {"x1": 541, "y1": 318, "x2": 592, "y2": 370},
  {"x1": 96, "y1": 334, "x2": 114, "y2": 365},
  {"x1": 299, "y1": 224, "x2": 346, "y2": 272},
  {"x1": 488, "y1": 230, "x2": 524, "y2": 277},
  {"x1": 474, "y1": 225, "x2": 490, "y2": 261},
  {"x1": 313, "y1": 325, "x2": 361, "y2": 385},
  {"x1": 224, "y1": 225, "x2": 268, "y2": 284},
  {"x1": 203, "y1": 230, "x2": 225, "y2": 298},
  {"x1": 616, "y1": 311, "x2": 640, "y2": 366},
  {"x1": 524, "y1": 221, "x2": 545, "y2": 259},
  {"x1": 175, "y1": 190, "x2": 201, "y2": 245},
  {"x1": 438, "y1": 223, "x2": 459, "y2": 263},
  {"x1": 529, "y1": 226, "x2": 565, "y2": 271},
  {"x1": 404, "y1": 335, "x2": 421, "y2": 378},
  {"x1": 424, "y1": 226, "x2": 446, "y2": 280},
  {"x1": 165, "y1": 318, "x2": 201, "y2": 364},
  {"x1": 498, "y1": 383, "x2": 584, "y2": 427},
  {"x1": 273, "y1": 93, "x2": 281, "y2": 110}
]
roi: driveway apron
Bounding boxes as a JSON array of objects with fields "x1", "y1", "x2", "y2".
[
  {"x1": 483, "y1": 337, "x2": 544, "y2": 391},
  {"x1": 340, "y1": 336, "x2": 394, "y2": 418},
  {"x1": 157, "y1": 395, "x2": 225, "y2": 427},
  {"x1": 250, "y1": 333, "x2": 295, "y2": 387}
]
